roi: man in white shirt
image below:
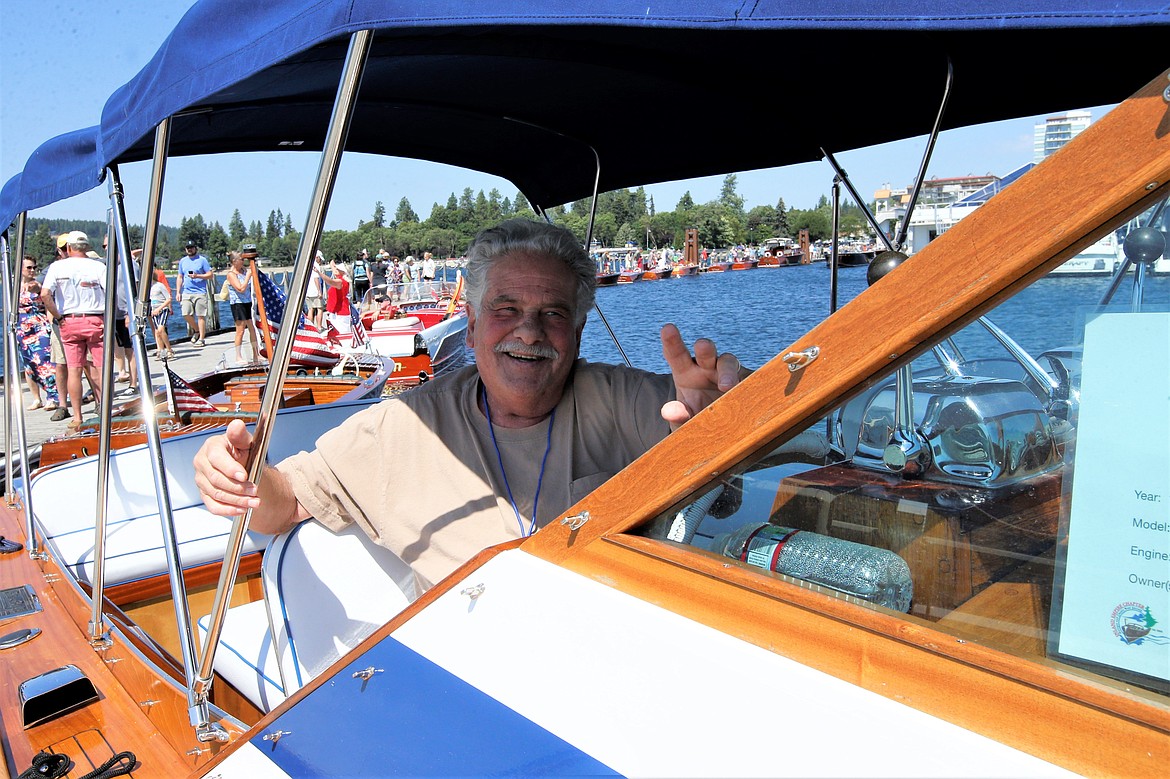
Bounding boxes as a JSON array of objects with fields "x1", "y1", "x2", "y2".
[
  {"x1": 420, "y1": 251, "x2": 437, "y2": 294},
  {"x1": 40, "y1": 231, "x2": 107, "y2": 429}
]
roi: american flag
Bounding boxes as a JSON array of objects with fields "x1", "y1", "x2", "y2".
[
  {"x1": 349, "y1": 304, "x2": 368, "y2": 346},
  {"x1": 255, "y1": 270, "x2": 340, "y2": 367},
  {"x1": 167, "y1": 368, "x2": 219, "y2": 414}
]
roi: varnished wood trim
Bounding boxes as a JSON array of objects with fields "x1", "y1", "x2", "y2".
[
  {"x1": 104, "y1": 553, "x2": 263, "y2": 606},
  {"x1": 0, "y1": 504, "x2": 229, "y2": 776}
]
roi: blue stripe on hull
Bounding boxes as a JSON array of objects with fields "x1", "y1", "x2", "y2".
[{"x1": 252, "y1": 635, "x2": 620, "y2": 776}]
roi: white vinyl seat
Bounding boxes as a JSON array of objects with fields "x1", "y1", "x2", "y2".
[
  {"x1": 29, "y1": 428, "x2": 267, "y2": 586},
  {"x1": 201, "y1": 520, "x2": 420, "y2": 712},
  {"x1": 29, "y1": 399, "x2": 380, "y2": 588}
]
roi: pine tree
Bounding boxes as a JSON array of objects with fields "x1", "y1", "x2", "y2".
[{"x1": 228, "y1": 209, "x2": 246, "y2": 243}]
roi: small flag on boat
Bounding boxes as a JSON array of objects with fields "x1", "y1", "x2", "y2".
[
  {"x1": 255, "y1": 270, "x2": 340, "y2": 367},
  {"x1": 167, "y1": 368, "x2": 219, "y2": 414},
  {"x1": 349, "y1": 304, "x2": 367, "y2": 346}
]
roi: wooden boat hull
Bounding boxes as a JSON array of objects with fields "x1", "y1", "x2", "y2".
[{"x1": 36, "y1": 357, "x2": 395, "y2": 469}]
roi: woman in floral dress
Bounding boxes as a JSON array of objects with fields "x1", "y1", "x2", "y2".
[{"x1": 18, "y1": 256, "x2": 59, "y2": 410}]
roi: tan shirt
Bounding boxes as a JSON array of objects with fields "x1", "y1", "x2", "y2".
[{"x1": 281, "y1": 361, "x2": 674, "y2": 588}]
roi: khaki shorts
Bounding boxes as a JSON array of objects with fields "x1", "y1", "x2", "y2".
[
  {"x1": 181, "y1": 293, "x2": 209, "y2": 318},
  {"x1": 50, "y1": 321, "x2": 66, "y2": 364},
  {"x1": 305, "y1": 296, "x2": 324, "y2": 311}
]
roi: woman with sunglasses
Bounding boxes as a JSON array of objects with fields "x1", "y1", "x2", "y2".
[{"x1": 17, "y1": 255, "x2": 60, "y2": 411}]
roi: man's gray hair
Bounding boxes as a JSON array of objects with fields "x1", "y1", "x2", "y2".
[
  {"x1": 464, "y1": 218, "x2": 596, "y2": 325},
  {"x1": 68, "y1": 236, "x2": 92, "y2": 252}
]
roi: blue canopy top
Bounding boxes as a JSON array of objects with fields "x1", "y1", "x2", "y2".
[
  {"x1": 6, "y1": 1, "x2": 1170, "y2": 228},
  {"x1": 0, "y1": 127, "x2": 105, "y2": 240}
]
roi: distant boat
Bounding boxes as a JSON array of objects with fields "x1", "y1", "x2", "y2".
[
  {"x1": 836, "y1": 251, "x2": 873, "y2": 267},
  {"x1": 617, "y1": 269, "x2": 643, "y2": 283},
  {"x1": 1048, "y1": 232, "x2": 1124, "y2": 276}
]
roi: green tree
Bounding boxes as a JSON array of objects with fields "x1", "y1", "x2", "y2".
[
  {"x1": 228, "y1": 209, "x2": 246, "y2": 243},
  {"x1": 719, "y1": 174, "x2": 745, "y2": 217},
  {"x1": 179, "y1": 214, "x2": 209, "y2": 249},
  {"x1": 422, "y1": 227, "x2": 460, "y2": 258},
  {"x1": 372, "y1": 201, "x2": 386, "y2": 228},
  {"x1": 27, "y1": 223, "x2": 56, "y2": 265},
  {"x1": 775, "y1": 197, "x2": 791, "y2": 236},
  {"x1": 746, "y1": 204, "x2": 779, "y2": 245},
  {"x1": 206, "y1": 222, "x2": 230, "y2": 266},
  {"x1": 395, "y1": 197, "x2": 418, "y2": 225}
]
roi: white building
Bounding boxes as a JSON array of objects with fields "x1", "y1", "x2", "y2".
[
  {"x1": 875, "y1": 110, "x2": 1096, "y2": 257},
  {"x1": 1033, "y1": 109, "x2": 1092, "y2": 163}
]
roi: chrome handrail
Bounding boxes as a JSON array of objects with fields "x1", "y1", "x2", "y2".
[{"x1": 192, "y1": 30, "x2": 375, "y2": 730}]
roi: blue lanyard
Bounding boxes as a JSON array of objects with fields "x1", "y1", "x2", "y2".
[{"x1": 482, "y1": 392, "x2": 555, "y2": 537}]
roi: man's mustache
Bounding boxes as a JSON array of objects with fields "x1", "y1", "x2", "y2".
[{"x1": 494, "y1": 341, "x2": 559, "y2": 360}]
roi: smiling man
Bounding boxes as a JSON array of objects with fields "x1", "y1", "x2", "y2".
[{"x1": 194, "y1": 218, "x2": 745, "y2": 589}]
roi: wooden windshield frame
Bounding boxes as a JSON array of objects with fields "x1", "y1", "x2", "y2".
[{"x1": 509, "y1": 69, "x2": 1170, "y2": 772}]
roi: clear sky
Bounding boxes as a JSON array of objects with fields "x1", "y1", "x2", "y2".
[{"x1": 1, "y1": 0, "x2": 1110, "y2": 236}]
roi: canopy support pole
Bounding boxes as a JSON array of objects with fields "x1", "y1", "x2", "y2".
[
  {"x1": 191, "y1": 29, "x2": 375, "y2": 723},
  {"x1": 538, "y1": 147, "x2": 632, "y2": 368},
  {"x1": 820, "y1": 58, "x2": 952, "y2": 257},
  {"x1": 2, "y1": 222, "x2": 38, "y2": 533},
  {"x1": 84, "y1": 183, "x2": 127, "y2": 651}
]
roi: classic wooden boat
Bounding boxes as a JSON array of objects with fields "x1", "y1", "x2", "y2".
[
  {"x1": 640, "y1": 267, "x2": 672, "y2": 280},
  {"x1": 354, "y1": 282, "x2": 468, "y2": 378},
  {"x1": 1, "y1": 3, "x2": 1168, "y2": 777},
  {"x1": 35, "y1": 356, "x2": 396, "y2": 469}
]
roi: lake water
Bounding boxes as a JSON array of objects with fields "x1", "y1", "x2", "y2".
[
  {"x1": 161, "y1": 265, "x2": 1170, "y2": 371},
  {"x1": 9, "y1": 264, "x2": 1169, "y2": 377},
  {"x1": 579, "y1": 265, "x2": 1170, "y2": 373}
]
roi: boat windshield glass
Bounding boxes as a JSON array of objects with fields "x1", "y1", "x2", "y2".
[{"x1": 636, "y1": 206, "x2": 1170, "y2": 707}]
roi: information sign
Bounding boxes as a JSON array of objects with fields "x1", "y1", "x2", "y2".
[{"x1": 1052, "y1": 310, "x2": 1169, "y2": 690}]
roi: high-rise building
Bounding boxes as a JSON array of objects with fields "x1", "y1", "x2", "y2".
[{"x1": 1033, "y1": 109, "x2": 1092, "y2": 162}]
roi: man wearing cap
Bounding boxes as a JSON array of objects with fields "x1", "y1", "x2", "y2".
[
  {"x1": 40, "y1": 231, "x2": 106, "y2": 429},
  {"x1": 177, "y1": 239, "x2": 213, "y2": 346}
]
